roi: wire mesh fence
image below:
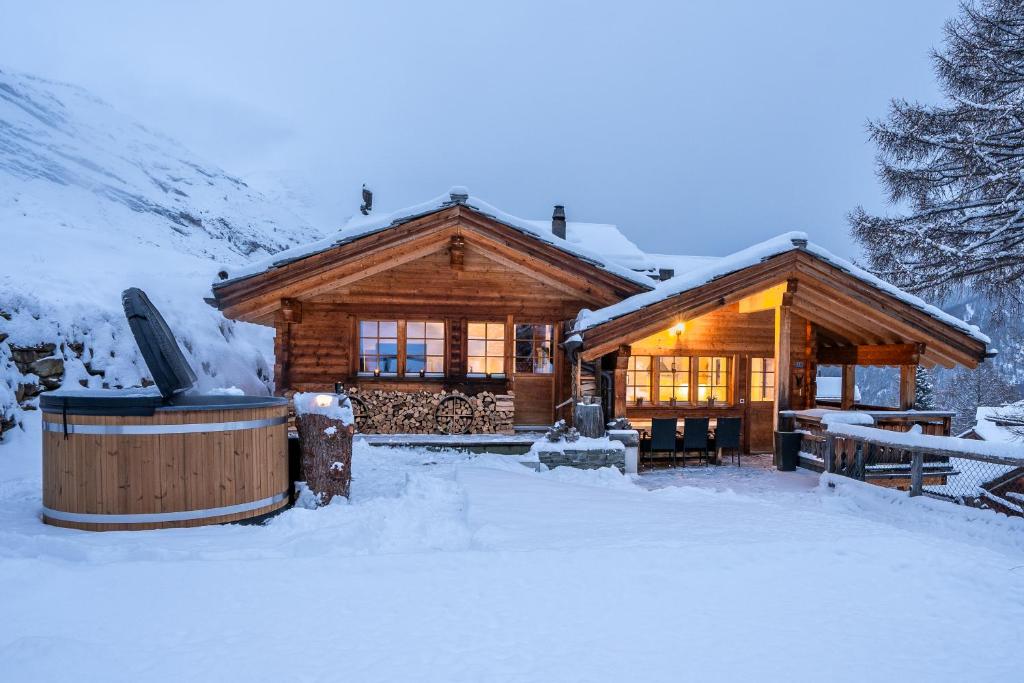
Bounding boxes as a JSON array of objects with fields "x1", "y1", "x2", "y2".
[{"x1": 801, "y1": 429, "x2": 1024, "y2": 518}]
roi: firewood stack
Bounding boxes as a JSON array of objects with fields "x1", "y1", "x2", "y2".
[{"x1": 340, "y1": 388, "x2": 515, "y2": 434}]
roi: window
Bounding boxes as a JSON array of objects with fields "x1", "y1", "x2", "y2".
[
  {"x1": 750, "y1": 357, "x2": 775, "y2": 402},
  {"x1": 467, "y1": 322, "x2": 505, "y2": 376},
  {"x1": 359, "y1": 320, "x2": 398, "y2": 375},
  {"x1": 515, "y1": 324, "x2": 554, "y2": 373},
  {"x1": 406, "y1": 321, "x2": 445, "y2": 376},
  {"x1": 697, "y1": 356, "x2": 729, "y2": 403},
  {"x1": 658, "y1": 356, "x2": 690, "y2": 402},
  {"x1": 627, "y1": 355, "x2": 652, "y2": 403}
]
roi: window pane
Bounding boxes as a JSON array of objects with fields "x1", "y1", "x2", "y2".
[
  {"x1": 426, "y1": 322, "x2": 445, "y2": 338},
  {"x1": 425, "y1": 339, "x2": 444, "y2": 355},
  {"x1": 406, "y1": 342, "x2": 426, "y2": 356},
  {"x1": 659, "y1": 386, "x2": 674, "y2": 402},
  {"x1": 360, "y1": 339, "x2": 378, "y2": 353},
  {"x1": 467, "y1": 358, "x2": 484, "y2": 374},
  {"x1": 486, "y1": 341, "x2": 504, "y2": 357},
  {"x1": 764, "y1": 358, "x2": 774, "y2": 373},
  {"x1": 407, "y1": 321, "x2": 424, "y2": 337},
  {"x1": 468, "y1": 340, "x2": 486, "y2": 356},
  {"x1": 378, "y1": 321, "x2": 398, "y2": 336},
  {"x1": 486, "y1": 357, "x2": 504, "y2": 374},
  {"x1": 407, "y1": 356, "x2": 425, "y2": 372},
  {"x1": 515, "y1": 357, "x2": 533, "y2": 373},
  {"x1": 658, "y1": 357, "x2": 674, "y2": 372},
  {"x1": 634, "y1": 356, "x2": 651, "y2": 371},
  {"x1": 360, "y1": 320, "x2": 377, "y2": 336},
  {"x1": 426, "y1": 357, "x2": 444, "y2": 373},
  {"x1": 468, "y1": 323, "x2": 486, "y2": 338},
  {"x1": 486, "y1": 323, "x2": 504, "y2": 339}
]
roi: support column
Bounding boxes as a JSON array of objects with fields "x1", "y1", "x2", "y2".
[
  {"x1": 613, "y1": 344, "x2": 631, "y2": 419},
  {"x1": 274, "y1": 299, "x2": 302, "y2": 394},
  {"x1": 804, "y1": 321, "x2": 817, "y2": 409},
  {"x1": 899, "y1": 365, "x2": 917, "y2": 410},
  {"x1": 841, "y1": 364, "x2": 856, "y2": 410},
  {"x1": 774, "y1": 281, "x2": 796, "y2": 428}
]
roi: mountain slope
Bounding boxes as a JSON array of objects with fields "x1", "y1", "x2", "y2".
[{"x1": 0, "y1": 69, "x2": 322, "y2": 434}]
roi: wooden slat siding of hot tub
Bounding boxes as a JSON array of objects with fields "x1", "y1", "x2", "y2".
[{"x1": 42, "y1": 403, "x2": 289, "y2": 531}]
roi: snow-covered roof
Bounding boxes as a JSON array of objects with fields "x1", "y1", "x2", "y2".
[
  {"x1": 815, "y1": 376, "x2": 862, "y2": 402},
  {"x1": 968, "y1": 403, "x2": 1024, "y2": 443},
  {"x1": 217, "y1": 188, "x2": 655, "y2": 289},
  {"x1": 573, "y1": 231, "x2": 990, "y2": 346},
  {"x1": 645, "y1": 252, "x2": 723, "y2": 275}
]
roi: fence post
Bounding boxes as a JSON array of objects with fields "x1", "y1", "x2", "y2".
[
  {"x1": 909, "y1": 450, "x2": 923, "y2": 497},
  {"x1": 855, "y1": 442, "x2": 865, "y2": 481},
  {"x1": 824, "y1": 435, "x2": 835, "y2": 474}
]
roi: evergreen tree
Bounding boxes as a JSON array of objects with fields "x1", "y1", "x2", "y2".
[
  {"x1": 851, "y1": 0, "x2": 1024, "y2": 309},
  {"x1": 935, "y1": 362, "x2": 1020, "y2": 432},
  {"x1": 914, "y1": 365, "x2": 937, "y2": 410}
]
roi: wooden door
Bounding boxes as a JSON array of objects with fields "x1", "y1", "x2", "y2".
[{"x1": 513, "y1": 375, "x2": 554, "y2": 426}]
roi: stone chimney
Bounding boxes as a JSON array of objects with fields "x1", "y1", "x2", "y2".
[{"x1": 552, "y1": 205, "x2": 566, "y2": 239}]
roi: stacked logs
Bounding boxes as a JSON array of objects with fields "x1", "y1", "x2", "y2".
[{"x1": 342, "y1": 388, "x2": 514, "y2": 435}]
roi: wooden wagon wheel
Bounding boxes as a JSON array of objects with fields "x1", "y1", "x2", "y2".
[
  {"x1": 435, "y1": 395, "x2": 475, "y2": 435},
  {"x1": 347, "y1": 395, "x2": 369, "y2": 432}
]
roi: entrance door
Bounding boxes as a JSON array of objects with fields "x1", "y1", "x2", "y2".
[{"x1": 512, "y1": 323, "x2": 556, "y2": 426}]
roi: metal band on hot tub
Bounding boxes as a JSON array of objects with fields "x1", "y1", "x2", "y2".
[
  {"x1": 41, "y1": 415, "x2": 288, "y2": 435},
  {"x1": 41, "y1": 491, "x2": 289, "y2": 525}
]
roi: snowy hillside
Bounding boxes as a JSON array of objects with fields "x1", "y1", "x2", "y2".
[{"x1": 0, "y1": 69, "x2": 321, "y2": 433}]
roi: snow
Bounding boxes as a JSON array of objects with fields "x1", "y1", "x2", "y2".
[
  {"x1": 529, "y1": 435, "x2": 626, "y2": 454},
  {"x1": 969, "y1": 403, "x2": 1024, "y2": 442},
  {"x1": 573, "y1": 232, "x2": 990, "y2": 346},
  {"x1": 820, "y1": 410, "x2": 875, "y2": 426},
  {"x1": 2, "y1": 411, "x2": 1023, "y2": 681},
  {"x1": 645, "y1": 252, "x2": 723, "y2": 275},
  {"x1": 815, "y1": 376, "x2": 863, "y2": 402},
  {"x1": 293, "y1": 391, "x2": 355, "y2": 425},
  {"x1": 827, "y1": 423, "x2": 1024, "y2": 462},
  {"x1": 0, "y1": 69, "x2": 321, "y2": 428},
  {"x1": 219, "y1": 188, "x2": 656, "y2": 289}
]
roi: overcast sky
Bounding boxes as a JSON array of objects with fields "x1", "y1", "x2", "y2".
[{"x1": 0, "y1": 0, "x2": 960, "y2": 257}]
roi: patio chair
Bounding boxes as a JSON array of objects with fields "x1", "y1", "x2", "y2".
[
  {"x1": 648, "y1": 418, "x2": 678, "y2": 469},
  {"x1": 681, "y1": 417, "x2": 710, "y2": 466},
  {"x1": 715, "y1": 417, "x2": 742, "y2": 466}
]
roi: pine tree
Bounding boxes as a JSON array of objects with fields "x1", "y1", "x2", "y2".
[
  {"x1": 936, "y1": 362, "x2": 1020, "y2": 432},
  {"x1": 851, "y1": 0, "x2": 1024, "y2": 309},
  {"x1": 914, "y1": 365, "x2": 937, "y2": 410}
]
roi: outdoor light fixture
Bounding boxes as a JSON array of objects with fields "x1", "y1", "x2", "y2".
[
  {"x1": 669, "y1": 322, "x2": 686, "y2": 336},
  {"x1": 373, "y1": 368, "x2": 381, "y2": 377},
  {"x1": 314, "y1": 394, "x2": 334, "y2": 408}
]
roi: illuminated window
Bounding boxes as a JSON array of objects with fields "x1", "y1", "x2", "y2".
[
  {"x1": 658, "y1": 357, "x2": 690, "y2": 402},
  {"x1": 627, "y1": 356, "x2": 652, "y2": 403},
  {"x1": 697, "y1": 356, "x2": 729, "y2": 402},
  {"x1": 515, "y1": 323, "x2": 554, "y2": 373},
  {"x1": 468, "y1": 322, "x2": 505, "y2": 376},
  {"x1": 406, "y1": 321, "x2": 445, "y2": 376},
  {"x1": 359, "y1": 320, "x2": 399, "y2": 375},
  {"x1": 751, "y1": 357, "x2": 775, "y2": 402}
]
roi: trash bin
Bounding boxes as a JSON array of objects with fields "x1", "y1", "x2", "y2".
[{"x1": 774, "y1": 431, "x2": 802, "y2": 472}]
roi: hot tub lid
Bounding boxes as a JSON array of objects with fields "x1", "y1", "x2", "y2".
[
  {"x1": 41, "y1": 388, "x2": 165, "y2": 416},
  {"x1": 122, "y1": 287, "x2": 197, "y2": 400}
]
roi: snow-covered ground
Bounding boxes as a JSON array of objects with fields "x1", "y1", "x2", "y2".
[{"x1": 1, "y1": 413, "x2": 1022, "y2": 682}]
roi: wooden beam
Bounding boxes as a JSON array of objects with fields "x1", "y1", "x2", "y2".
[
  {"x1": 804, "y1": 320, "x2": 817, "y2": 410},
  {"x1": 774, "y1": 281, "x2": 795, "y2": 425},
  {"x1": 817, "y1": 343, "x2": 921, "y2": 367},
  {"x1": 900, "y1": 365, "x2": 916, "y2": 410},
  {"x1": 841, "y1": 365, "x2": 856, "y2": 410},
  {"x1": 613, "y1": 345, "x2": 630, "y2": 418}
]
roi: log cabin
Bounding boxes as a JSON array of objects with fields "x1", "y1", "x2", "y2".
[{"x1": 209, "y1": 187, "x2": 993, "y2": 452}]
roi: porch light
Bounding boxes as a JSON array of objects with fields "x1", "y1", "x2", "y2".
[
  {"x1": 669, "y1": 322, "x2": 686, "y2": 336},
  {"x1": 314, "y1": 394, "x2": 335, "y2": 408}
]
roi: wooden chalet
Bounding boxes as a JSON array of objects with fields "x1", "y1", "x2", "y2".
[{"x1": 210, "y1": 188, "x2": 992, "y2": 452}]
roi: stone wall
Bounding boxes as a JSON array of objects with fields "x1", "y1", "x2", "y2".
[{"x1": 1, "y1": 339, "x2": 65, "y2": 435}]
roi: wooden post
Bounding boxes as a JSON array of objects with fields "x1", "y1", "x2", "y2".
[
  {"x1": 804, "y1": 321, "x2": 817, "y2": 409},
  {"x1": 909, "y1": 450, "x2": 923, "y2": 496},
  {"x1": 823, "y1": 434, "x2": 835, "y2": 474},
  {"x1": 613, "y1": 344, "x2": 630, "y2": 419},
  {"x1": 774, "y1": 281, "x2": 795, "y2": 428},
  {"x1": 840, "y1": 364, "x2": 856, "y2": 410},
  {"x1": 274, "y1": 299, "x2": 302, "y2": 394},
  {"x1": 899, "y1": 365, "x2": 916, "y2": 410}
]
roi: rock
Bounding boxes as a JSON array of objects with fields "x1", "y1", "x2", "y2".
[
  {"x1": 40, "y1": 375, "x2": 63, "y2": 390},
  {"x1": 29, "y1": 356, "x2": 64, "y2": 378},
  {"x1": 11, "y1": 343, "x2": 57, "y2": 365},
  {"x1": 20, "y1": 383, "x2": 41, "y2": 399}
]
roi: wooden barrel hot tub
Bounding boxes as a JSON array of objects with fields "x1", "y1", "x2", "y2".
[{"x1": 41, "y1": 392, "x2": 290, "y2": 531}]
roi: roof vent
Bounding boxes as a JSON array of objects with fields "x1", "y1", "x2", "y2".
[
  {"x1": 791, "y1": 236, "x2": 808, "y2": 248},
  {"x1": 449, "y1": 186, "x2": 469, "y2": 203},
  {"x1": 552, "y1": 205, "x2": 567, "y2": 239},
  {"x1": 360, "y1": 184, "x2": 373, "y2": 215},
  {"x1": 658, "y1": 268, "x2": 674, "y2": 281}
]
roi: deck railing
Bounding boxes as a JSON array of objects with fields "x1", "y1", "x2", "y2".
[{"x1": 800, "y1": 425, "x2": 1024, "y2": 518}]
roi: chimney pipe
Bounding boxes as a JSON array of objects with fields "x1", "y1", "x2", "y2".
[
  {"x1": 360, "y1": 184, "x2": 373, "y2": 215},
  {"x1": 552, "y1": 205, "x2": 566, "y2": 239}
]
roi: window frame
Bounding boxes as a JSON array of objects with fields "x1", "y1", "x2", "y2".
[
  {"x1": 405, "y1": 320, "x2": 446, "y2": 377},
  {"x1": 357, "y1": 318, "x2": 447, "y2": 378},
  {"x1": 697, "y1": 356, "x2": 730, "y2": 404},
  {"x1": 467, "y1": 321, "x2": 507, "y2": 378},
  {"x1": 627, "y1": 355, "x2": 653, "y2": 404},
  {"x1": 514, "y1": 323, "x2": 555, "y2": 375},
  {"x1": 750, "y1": 357, "x2": 775, "y2": 402},
  {"x1": 657, "y1": 356, "x2": 691, "y2": 403},
  {"x1": 357, "y1": 319, "x2": 400, "y2": 376}
]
